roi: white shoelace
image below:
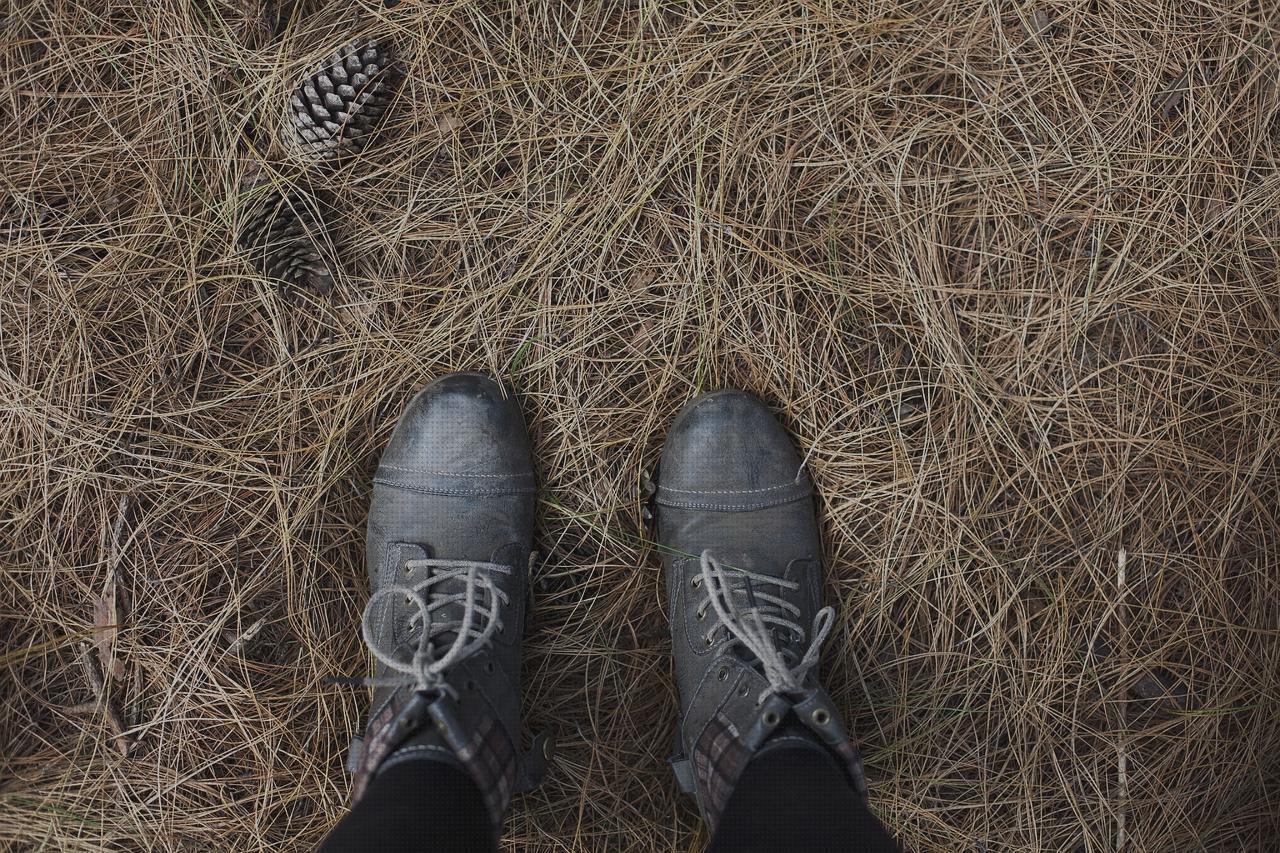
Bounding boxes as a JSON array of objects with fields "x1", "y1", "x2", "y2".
[
  {"x1": 699, "y1": 550, "x2": 834, "y2": 705},
  {"x1": 360, "y1": 559, "x2": 510, "y2": 694}
]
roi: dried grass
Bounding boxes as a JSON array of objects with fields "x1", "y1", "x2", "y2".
[{"x1": 3, "y1": 0, "x2": 1279, "y2": 850}]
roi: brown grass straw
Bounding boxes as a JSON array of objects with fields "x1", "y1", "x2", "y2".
[{"x1": 3, "y1": 0, "x2": 1279, "y2": 849}]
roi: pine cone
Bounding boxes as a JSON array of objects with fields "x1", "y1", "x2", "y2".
[
  {"x1": 238, "y1": 187, "x2": 334, "y2": 294},
  {"x1": 288, "y1": 38, "x2": 400, "y2": 161}
]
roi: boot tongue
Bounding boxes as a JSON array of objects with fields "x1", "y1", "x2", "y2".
[
  {"x1": 381, "y1": 693, "x2": 467, "y2": 773},
  {"x1": 415, "y1": 542, "x2": 496, "y2": 654},
  {"x1": 757, "y1": 713, "x2": 843, "y2": 767},
  {"x1": 424, "y1": 567, "x2": 470, "y2": 652},
  {"x1": 706, "y1": 550, "x2": 799, "y2": 672},
  {"x1": 392, "y1": 721, "x2": 461, "y2": 767},
  {"x1": 709, "y1": 549, "x2": 766, "y2": 577},
  {"x1": 708, "y1": 548, "x2": 779, "y2": 629}
]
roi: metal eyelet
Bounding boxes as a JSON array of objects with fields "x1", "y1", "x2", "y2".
[
  {"x1": 738, "y1": 684, "x2": 750, "y2": 697},
  {"x1": 484, "y1": 661, "x2": 495, "y2": 675},
  {"x1": 716, "y1": 667, "x2": 729, "y2": 681},
  {"x1": 812, "y1": 708, "x2": 831, "y2": 725},
  {"x1": 696, "y1": 610, "x2": 706, "y2": 621},
  {"x1": 763, "y1": 710, "x2": 780, "y2": 726},
  {"x1": 691, "y1": 575, "x2": 702, "y2": 588},
  {"x1": 704, "y1": 635, "x2": 714, "y2": 647}
]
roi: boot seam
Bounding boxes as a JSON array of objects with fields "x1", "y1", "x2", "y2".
[
  {"x1": 378, "y1": 464, "x2": 531, "y2": 479},
  {"x1": 655, "y1": 497, "x2": 807, "y2": 511},
  {"x1": 373, "y1": 477, "x2": 536, "y2": 497},
  {"x1": 659, "y1": 481, "x2": 805, "y2": 495}
]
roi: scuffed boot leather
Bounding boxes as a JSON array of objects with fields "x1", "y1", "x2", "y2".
[
  {"x1": 346, "y1": 373, "x2": 550, "y2": 835},
  {"x1": 655, "y1": 390, "x2": 867, "y2": 831}
]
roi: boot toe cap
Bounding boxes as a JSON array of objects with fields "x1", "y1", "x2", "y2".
[
  {"x1": 377, "y1": 372, "x2": 534, "y2": 490},
  {"x1": 656, "y1": 390, "x2": 810, "y2": 508}
]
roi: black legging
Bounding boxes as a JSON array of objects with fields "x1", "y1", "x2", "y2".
[{"x1": 320, "y1": 745, "x2": 898, "y2": 851}]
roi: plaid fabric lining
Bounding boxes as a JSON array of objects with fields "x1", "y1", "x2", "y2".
[
  {"x1": 350, "y1": 692, "x2": 411, "y2": 803},
  {"x1": 351, "y1": 689, "x2": 519, "y2": 829},
  {"x1": 829, "y1": 738, "x2": 867, "y2": 795},
  {"x1": 453, "y1": 713, "x2": 518, "y2": 825},
  {"x1": 691, "y1": 712, "x2": 752, "y2": 831}
]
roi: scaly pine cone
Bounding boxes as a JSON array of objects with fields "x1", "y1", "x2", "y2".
[
  {"x1": 238, "y1": 186, "x2": 334, "y2": 294},
  {"x1": 287, "y1": 38, "x2": 400, "y2": 162}
]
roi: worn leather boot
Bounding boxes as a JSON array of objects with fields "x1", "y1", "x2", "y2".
[
  {"x1": 654, "y1": 390, "x2": 867, "y2": 831},
  {"x1": 345, "y1": 373, "x2": 550, "y2": 836}
]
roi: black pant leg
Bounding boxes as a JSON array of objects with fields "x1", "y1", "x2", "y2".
[
  {"x1": 708, "y1": 746, "x2": 899, "y2": 853},
  {"x1": 319, "y1": 759, "x2": 496, "y2": 853}
]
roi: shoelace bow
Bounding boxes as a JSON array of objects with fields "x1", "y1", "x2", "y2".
[
  {"x1": 698, "y1": 550, "x2": 834, "y2": 704},
  {"x1": 360, "y1": 559, "x2": 510, "y2": 696}
]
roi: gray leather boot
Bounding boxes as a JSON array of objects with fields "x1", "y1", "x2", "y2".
[
  {"x1": 345, "y1": 372, "x2": 550, "y2": 835},
  {"x1": 655, "y1": 390, "x2": 867, "y2": 831}
]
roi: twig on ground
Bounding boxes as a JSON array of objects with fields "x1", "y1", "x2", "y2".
[
  {"x1": 1155, "y1": 68, "x2": 1192, "y2": 118},
  {"x1": 224, "y1": 617, "x2": 267, "y2": 656},
  {"x1": 1027, "y1": 9, "x2": 1052, "y2": 36},
  {"x1": 94, "y1": 494, "x2": 130, "y2": 682},
  {"x1": 77, "y1": 643, "x2": 133, "y2": 757}
]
